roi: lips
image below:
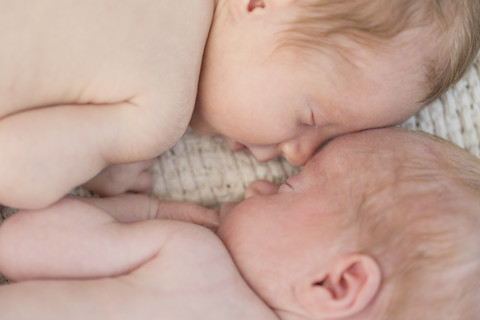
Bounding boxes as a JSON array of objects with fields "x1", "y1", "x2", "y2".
[
  {"x1": 224, "y1": 138, "x2": 246, "y2": 152},
  {"x1": 223, "y1": 138, "x2": 281, "y2": 163}
]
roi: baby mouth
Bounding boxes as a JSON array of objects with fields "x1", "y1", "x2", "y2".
[
  {"x1": 223, "y1": 138, "x2": 279, "y2": 162},
  {"x1": 224, "y1": 138, "x2": 247, "y2": 152}
]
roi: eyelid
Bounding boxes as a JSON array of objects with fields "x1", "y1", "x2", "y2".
[
  {"x1": 310, "y1": 110, "x2": 318, "y2": 127},
  {"x1": 285, "y1": 180, "x2": 294, "y2": 189},
  {"x1": 284, "y1": 179, "x2": 295, "y2": 190},
  {"x1": 278, "y1": 180, "x2": 294, "y2": 192},
  {"x1": 306, "y1": 98, "x2": 327, "y2": 128}
]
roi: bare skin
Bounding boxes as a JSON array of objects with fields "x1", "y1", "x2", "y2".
[
  {"x1": 0, "y1": 0, "x2": 213, "y2": 209},
  {"x1": 0, "y1": 194, "x2": 276, "y2": 320},
  {"x1": 81, "y1": 159, "x2": 155, "y2": 196},
  {"x1": 2, "y1": 128, "x2": 480, "y2": 319},
  {"x1": 0, "y1": 0, "x2": 441, "y2": 211}
]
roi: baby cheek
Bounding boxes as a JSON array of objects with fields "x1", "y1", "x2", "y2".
[
  {"x1": 216, "y1": 211, "x2": 242, "y2": 247},
  {"x1": 217, "y1": 209, "x2": 259, "y2": 252}
]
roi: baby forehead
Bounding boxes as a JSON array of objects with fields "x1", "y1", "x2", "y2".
[
  {"x1": 312, "y1": 128, "x2": 480, "y2": 192},
  {"x1": 309, "y1": 128, "x2": 417, "y2": 165},
  {"x1": 305, "y1": 128, "x2": 451, "y2": 187}
]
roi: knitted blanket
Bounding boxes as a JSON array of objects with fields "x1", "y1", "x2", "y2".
[{"x1": 1, "y1": 53, "x2": 479, "y2": 285}]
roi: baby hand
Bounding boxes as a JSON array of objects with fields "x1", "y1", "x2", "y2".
[
  {"x1": 154, "y1": 201, "x2": 219, "y2": 230},
  {"x1": 82, "y1": 159, "x2": 155, "y2": 196}
]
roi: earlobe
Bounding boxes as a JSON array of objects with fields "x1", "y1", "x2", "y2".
[
  {"x1": 247, "y1": 0, "x2": 265, "y2": 12},
  {"x1": 295, "y1": 254, "x2": 382, "y2": 318},
  {"x1": 244, "y1": 0, "x2": 295, "y2": 15}
]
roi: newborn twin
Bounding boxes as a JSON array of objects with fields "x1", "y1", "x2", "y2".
[{"x1": 1, "y1": 127, "x2": 478, "y2": 320}]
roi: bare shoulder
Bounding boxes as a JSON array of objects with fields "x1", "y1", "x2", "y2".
[
  {"x1": 0, "y1": 222, "x2": 278, "y2": 320},
  {"x1": 137, "y1": 221, "x2": 228, "y2": 270},
  {"x1": 122, "y1": 221, "x2": 240, "y2": 294},
  {"x1": 124, "y1": 222, "x2": 279, "y2": 320},
  {"x1": 0, "y1": 0, "x2": 213, "y2": 130}
]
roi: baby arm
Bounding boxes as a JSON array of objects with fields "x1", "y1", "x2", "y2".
[
  {"x1": 0, "y1": 194, "x2": 218, "y2": 281},
  {"x1": 0, "y1": 99, "x2": 185, "y2": 209},
  {"x1": 0, "y1": 197, "x2": 275, "y2": 320}
]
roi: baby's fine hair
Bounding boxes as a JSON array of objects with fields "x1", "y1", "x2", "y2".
[
  {"x1": 353, "y1": 130, "x2": 480, "y2": 319},
  {"x1": 282, "y1": 0, "x2": 480, "y2": 103}
]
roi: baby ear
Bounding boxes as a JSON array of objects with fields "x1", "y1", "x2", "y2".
[
  {"x1": 245, "y1": 0, "x2": 294, "y2": 13},
  {"x1": 247, "y1": 0, "x2": 265, "y2": 12},
  {"x1": 295, "y1": 254, "x2": 382, "y2": 318}
]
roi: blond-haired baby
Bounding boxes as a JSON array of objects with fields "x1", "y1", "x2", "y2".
[
  {"x1": 1, "y1": 127, "x2": 478, "y2": 319},
  {"x1": 1, "y1": 0, "x2": 478, "y2": 209}
]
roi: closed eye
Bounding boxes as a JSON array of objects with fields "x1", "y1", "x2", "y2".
[
  {"x1": 278, "y1": 180, "x2": 294, "y2": 192},
  {"x1": 285, "y1": 180, "x2": 294, "y2": 189},
  {"x1": 310, "y1": 110, "x2": 317, "y2": 127},
  {"x1": 300, "y1": 110, "x2": 317, "y2": 127},
  {"x1": 283, "y1": 179, "x2": 295, "y2": 189}
]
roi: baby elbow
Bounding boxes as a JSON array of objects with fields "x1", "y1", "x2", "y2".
[
  {"x1": 0, "y1": 218, "x2": 20, "y2": 280},
  {"x1": 0, "y1": 186, "x2": 65, "y2": 211},
  {"x1": 129, "y1": 95, "x2": 193, "y2": 156},
  {"x1": 108, "y1": 98, "x2": 191, "y2": 163}
]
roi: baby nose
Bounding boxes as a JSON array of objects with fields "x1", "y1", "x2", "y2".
[
  {"x1": 280, "y1": 139, "x2": 318, "y2": 166},
  {"x1": 245, "y1": 180, "x2": 280, "y2": 199}
]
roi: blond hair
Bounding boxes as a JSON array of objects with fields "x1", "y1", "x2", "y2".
[
  {"x1": 353, "y1": 131, "x2": 480, "y2": 319},
  {"x1": 282, "y1": 0, "x2": 480, "y2": 103}
]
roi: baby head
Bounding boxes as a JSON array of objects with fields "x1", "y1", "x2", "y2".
[
  {"x1": 192, "y1": 0, "x2": 480, "y2": 166},
  {"x1": 217, "y1": 127, "x2": 480, "y2": 320}
]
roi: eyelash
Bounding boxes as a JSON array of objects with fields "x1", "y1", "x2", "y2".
[
  {"x1": 285, "y1": 180, "x2": 294, "y2": 189},
  {"x1": 310, "y1": 110, "x2": 318, "y2": 128},
  {"x1": 278, "y1": 180, "x2": 293, "y2": 193}
]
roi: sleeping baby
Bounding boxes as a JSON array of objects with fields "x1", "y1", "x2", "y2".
[
  {"x1": 1, "y1": 0, "x2": 478, "y2": 210},
  {"x1": 0, "y1": 127, "x2": 479, "y2": 319}
]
